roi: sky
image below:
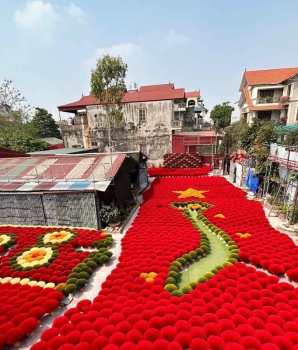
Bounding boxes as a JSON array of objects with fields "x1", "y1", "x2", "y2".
[{"x1": 1, "y1": 0, "x2": 298, "y2": 123}]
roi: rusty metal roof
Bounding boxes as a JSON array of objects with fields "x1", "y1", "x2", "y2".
[{"x1": 0, "y1": 154, "x2": 126, "y2": 192}]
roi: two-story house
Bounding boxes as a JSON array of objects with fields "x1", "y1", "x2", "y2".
[
  {"x1": 238, "y1": 67, "x2": 298, "y2": 124},
  {"x1": 58, "y1": 83, "x2": 208, "y2": 165}
]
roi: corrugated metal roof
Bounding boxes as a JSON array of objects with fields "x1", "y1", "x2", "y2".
[
  {"x1": 0, "y1": 154, "x2": 128, "y2": 192},
  {"x1": 40, "y1": 137, "x2": 63, "y2": 145},
  {"x1": 69, "y1": 181, "x2": 92, "y2": 190},
  {"x1": 28, "y1": 148, "x2": 91, "y2": 155},
  {"x1": 50, "y1": 182, "x2": 74, "y2": 191},
  {"x1": 275, "y1": 125, "x2": 298, "y2": 133},
  {"x1": 92, "y1": 180, "x2": 111, "y2": 192},
  {"x1": 16, "y1": 182, "x2": 39, "y2": 192}
]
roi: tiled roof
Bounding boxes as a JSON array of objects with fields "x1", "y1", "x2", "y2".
[
  {"x1": 138, "y1": 83, "x2": 174, "y2": 92},
  {"x1": 243, "y1": 87, "x2": 253, "y2": 108},
  {"x1": 58, "y1": 85, "x2": 185, "y2": 111},
  {"x1": 242, "y1": 87, "x2": 282, "y2": 111},
  {"x1": 185, "y1": 91, "x2": 200, "y2": 98},
  {"x1": 245, "y1": 67, "x2": 298, "y2": 85},
  {"x1": 122, "y1": 88, "x2": 185, "y2": 103}
]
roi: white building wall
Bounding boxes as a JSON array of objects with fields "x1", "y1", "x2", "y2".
[{"x1": 288, "y1": 80, "x2": 298, "y2": 124}]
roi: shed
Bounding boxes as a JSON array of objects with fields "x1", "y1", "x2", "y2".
[
  {"x1": 27, "y1": 148, "x2": 95, "y2": 155},
  {"x1": 0, "y1": 154, "x2": 138, "y2": 229}
]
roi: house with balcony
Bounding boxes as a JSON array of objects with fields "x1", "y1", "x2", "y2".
[
  {"x1": 238, "y1": 67, "x2": 298, "y2": 124},
  {"x1": 58, "y1": 83, "x2": 208, "y2": 166}
]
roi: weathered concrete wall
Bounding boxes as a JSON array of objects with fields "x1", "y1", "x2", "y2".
[
  {"x1": 0, "y1": 192, "x2": 99, "y2": 229},
  {"x1": 86, "y1": 100, "x2": 173, "y2": 163},
  {"x1": 61, "y1": 115, "x2": 84, "y2": 148}
]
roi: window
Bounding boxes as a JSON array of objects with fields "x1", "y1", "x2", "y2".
[
  {"x1": 259, "y1": 90, "x2": 274, "y2": 98},
  {"x1": 196, "y1": 145, "x2": 216, "y2": 156},
  {"x1": 287, "y1": 84, "x2": 292, "y2": 96},
  {"x1": 258, "y1": 111, "x2": 272, "y2": 120},
  {"x1": 91, "y1": 141, "x2": 98, "y2": 147},
  {"x1": 94, "y1": 114, "x2": 98, "y2": 118},
  {"x1": 174, "y1": 112, "x2": 180, "y2": 121},
  {"x1": 188, "y1": 100, "x2": 195, "y2": 107},
  {"x1": 139, "y1": 109, "x2": 146, "y2": 123}
]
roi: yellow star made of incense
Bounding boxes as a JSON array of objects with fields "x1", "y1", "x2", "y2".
[{"x1": 173, "y1": 188, "x2": 209, "y2": 199}]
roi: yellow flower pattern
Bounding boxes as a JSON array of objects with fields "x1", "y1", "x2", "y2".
[
  {"x1": 16, "y1": 247, "x2": 53, "y2": 268},
  {"x1": 43, "y1": 230, "x2": 74, "y2": 244}
]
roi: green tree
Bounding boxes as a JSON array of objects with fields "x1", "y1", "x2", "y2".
[
  {"x1": 0, "y1": 80, "x2": 47, "y2": 153},
  {"x1": 90, "y1": 54, "x2": 128, "y2": 149},
  {"x1": 218, "y1": 118, "x2": 247, "y2": 173},
  {"x1": 31, "y1": 108, "x2": 61, "y2": 138},
  {"x1": 0, "y1": 79, "x2": 32, "y2": 121},
  {"x1": 210, "y1": 102, "x2": 234, "y2": 129},
  {"x1": 239, "y1": 118, "x2": 262, "y2": 152},
  {"x1": 9, "y1": 132, "x2": 47, "y2": 153},
  {"x1": 239, "y1": 119, "x2": 278, "y2": 174},
  {"x1": 284, "y1": 129, "x2": 298, "y2": 146}
]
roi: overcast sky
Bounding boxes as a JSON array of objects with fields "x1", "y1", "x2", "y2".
[{"x1": 1, "y1": 0, "x2": 298, "y2": 122}]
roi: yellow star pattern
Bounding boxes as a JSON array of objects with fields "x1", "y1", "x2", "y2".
[
  {"x1": 173, "y1": 188, "x2": 209, "y2": 199},
  {"x1": 236, "y1": 232, "x2": 251, "y2": 238},
  {"x1": 214, "y1": 214, "x2": 226, "y2": 218}
]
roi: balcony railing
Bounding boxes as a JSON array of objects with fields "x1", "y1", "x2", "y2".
[{"x1": 257, "y1": 97, "x2": 281, "y2": 104}]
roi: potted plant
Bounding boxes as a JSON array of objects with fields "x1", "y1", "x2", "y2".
[{"x1": 99, "y1": 204, "x2": 121, "y2": 227}]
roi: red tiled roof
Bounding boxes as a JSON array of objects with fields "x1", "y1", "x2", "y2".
[
  {"x1": 122, "y1": 88, "x2": 185, "y2": 103},
  {"x1": 185, "y1": 91, "x2": 200, "y2": 98},
  {"x1": 243, "y1": 87, "x2": 253, "y2": 108},
  {"x1": 245, "y1": 67, "x2": 298, "y2": 85},
  {"x1": 242, "y1": 87, "x2": 282, "y2": 111},
  {"x1": 138, "y1": 84, "x2": 174, "y2": 92},
  {"x1": 58, "y1": 87, "x2": 185, "y2": 111}
]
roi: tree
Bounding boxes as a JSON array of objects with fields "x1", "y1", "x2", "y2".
[
  {"x1": 210, "y1": 102, "x2": 234, "y2": 129},
  {"x1": 0, "y1": 79, "x2": 32, "y2": 121},
  {"x1": 284, "y1": 129, "x2": 298, "y2": 146},
  {"x1": 239, "y1": 118, "x2": 262, "y2": 153},
  {"x1": 31, "y1": 108, "x2": 61, "y2": 139},
  {"x1": 239, "y1": 119, "x2": 278, "y2": 174},
  {"x1": 0, "y1": 80, "x2": 47, "y2": 153},
  {"x1": 90, "y1": 55, "x2": 128, "y2": 150},
  {"x1": 218, "y1": 118, "x2": 247, "y2": 174},
  {"x1": 9, "y1": 132, "x2": 47, "y2": 153}
]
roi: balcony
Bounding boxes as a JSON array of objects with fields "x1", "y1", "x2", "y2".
[
  {"x1": 172, "y1": 120, "x2": 183, "y2": 128},
  {"x1": 269, "y1": 144, "x2": 298, "y2": 171},
  {"x1": 256, "y1": 97, "x2": 281, "y2": 104},
  {"x1": 280, "y1": 95, "x2": 291, "y2": 104}
]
